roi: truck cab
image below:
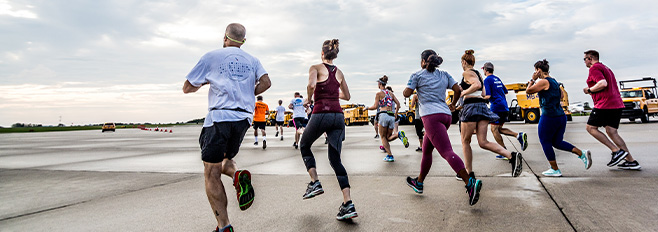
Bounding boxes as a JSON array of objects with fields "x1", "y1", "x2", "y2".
[{"x1": 619, "y1": 77, "x2": 658, "y2": 123}]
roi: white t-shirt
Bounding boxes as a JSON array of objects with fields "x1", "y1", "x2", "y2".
[
  {"x1": 275, "y1": 105, "x2": 286, "y2": 121},
  {"x1": 186, "y1": 47, "x2": 267, "y2": 127},
  {"x1": 290, "y1": 98, "x2": 306, "y2": 118}
]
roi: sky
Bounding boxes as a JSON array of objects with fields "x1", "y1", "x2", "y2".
[{"x1": 1, "y1": 0, "x2": 657, "y2": 127}]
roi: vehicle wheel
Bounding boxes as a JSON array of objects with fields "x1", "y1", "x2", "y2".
[
  {"x1": 407, "y1": 113, "x2": 415, "y2": 124},
  {"x1": 567, "y1": 115, "x2": 573, "y2": 121},
  {"x1": 524, "y1": 109, "x2": 540, "y2": 124},
  {"x1": 641, "y1": 108, "x2": 649, "y2": 123}
]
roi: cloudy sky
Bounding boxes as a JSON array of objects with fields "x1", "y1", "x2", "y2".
[{"x1": 1, "y1": 0, "x2": 657, "y2": 127}]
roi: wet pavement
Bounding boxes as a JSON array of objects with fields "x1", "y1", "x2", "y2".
[{"x1": 1, "y1": 116, "x2": 657, "y2": 231}]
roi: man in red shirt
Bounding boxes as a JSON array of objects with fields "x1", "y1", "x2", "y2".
[{"x1": 583, "y1": 50, "x2": 640, "y2": 170}]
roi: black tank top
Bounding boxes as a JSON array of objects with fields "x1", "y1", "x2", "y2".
[{"x1": 459, "y1": 69, "x2": 484, "y2": 91}]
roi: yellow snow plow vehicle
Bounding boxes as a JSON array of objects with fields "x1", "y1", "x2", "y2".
[{"x1": 619, "y1": 77, "x2": 658, "y2": 123}]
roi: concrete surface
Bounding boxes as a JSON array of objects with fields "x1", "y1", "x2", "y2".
[{"x1": 1, "y1": 116, "x2": 657, "y2": 231}]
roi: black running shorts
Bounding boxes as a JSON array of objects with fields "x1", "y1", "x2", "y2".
[
  {"x1": 293, "y1": 117, "x2": 306, "y2": 129},
  {"x1": 199, "y1": 119, "x2": 250, "y2": 163},
  {"x1": 252, "y1": 121, "x2": 266, "y2": 130},
  {"x1": 587, "y1": 108, "x2": 622, "y2": 129}
]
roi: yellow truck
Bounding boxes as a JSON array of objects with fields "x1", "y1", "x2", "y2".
[
  {"x1": 619, "y1": 77, "x2": 658, "y2": 123},
  {"x1": 505, "y1": 83, "x2": 572, "y2": 123},
  {"x1": 266, "y1": 110, "x2": 293, "y2": 126},
  {"x1": 399, "y1": 91, "x2": 418, "y2": 125},
  {"x1": 342, "y1": 104, "x2": 369, "y2": 126}
]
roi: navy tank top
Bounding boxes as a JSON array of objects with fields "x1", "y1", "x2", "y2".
[{"x1": 538, "y1": 77, "x2": 565, "y2": 117}]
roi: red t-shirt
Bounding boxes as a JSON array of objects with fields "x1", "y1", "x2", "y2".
[{"x1": 586, "y1": 62, "x2": 624, "y2": 109}]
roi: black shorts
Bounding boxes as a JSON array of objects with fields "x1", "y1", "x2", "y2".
[
  {"x1": 275, "y1": 121, "x2": 284, "y2": 126},
  {"x1": 587, "y1": 108, "x2": 622, "y2": 129},
  {"x1": 252, "y1": 121, "x2": 266, "y2": 130},
  {"x1": 293, "y1": 117, "x2": 306, "y2": 129},
  {"x1": 199, "y1": 119, "x2": 250, "y2": 163},
  {"x1": 491, "y1": 111, "x2": 509, "y2": 125}
]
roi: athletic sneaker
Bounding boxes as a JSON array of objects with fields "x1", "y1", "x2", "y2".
[
  {"x1": 580, "y1": 149, "x2": 592, "y2": 170},
  {"x1": 302, "y1": 180, "x2": 324, "y2": 199},
  {"x1": 508, "y1": 152, "x2": 523, "y2": 177},
  {"x1": 262, "y1": 140, "x2": 267, "y2": 149},
  {"x1": 398, "y1": 131, "x2": 409, "y2": 148},
  {"x1": 293, "y1": 142, "x2": 298, "y2": 149},
  {"x1": 541, "y1": 168, "x2": 562, "y2": 177},
  {"x1": 212, "y1": 225, "x2": 234, "y2": 232},
  {"x1": 380, "y1": 145, "x2": 386, "y2": 152},
  {"x1": 280, "y1": 136, "x2": 283, "y2": 141},
  {"x1": 275, "y1": 131, "x2": 279, "y2": 137},
  {"x1": 415, "y1": 147, "x2": 422, "y2": 152},
  {"x1": 254, "y1": 141, "x2": 258, "y2": 146},
  {"x1": 233, "y1": 170, "x2": 254, "y2": 210},
  {"x1": 374, "y1": 134, "x2": 379, "y2": 139},
  {"x1": 406, "y1": 176, "x2": 423, "y2": 194},
  {"x1": 383, "y1": 155, "x2": 395, "y2": 162},
  {"x1": 517, "y1": 132, "x2": 528, "y2": 151},
  {"x1": 495, "y1": 155, "x2": 509, "y2": 160},
  {"x1": 465, "y1": 177, "x2": 482, "y2": 206},
  {"x1": 455, "y1": 174, "x2": 462, "y2": 181},
  {"x1": 617, "y1": 160, "x2": 641, "y2": 170},
  {"x1": 336, "y1": 201, "x2": 358, "y2": 220},
  {"x1": 607, "y1": 149, "x2": 629, "y2": 167}
]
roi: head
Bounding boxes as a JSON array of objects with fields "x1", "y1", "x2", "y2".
[
  {"x1": 420, "y1": 49, "x2": 443, "y2": 72},
  {"x1": 377, "y1": 75, "x2": 388, "y2": 89},
  {"x1": 322, "y1": 39, "x2": 339, "y2": 61},
  {"x1": 278, "y1": 100, "x2": 283, "y2": 105},
  {"x1": 294, "y1": 92, "x2": 300, "y2": 98},
  {"x1": 256, "y1": 95, "x2": 263, "y2": 101},
  {"x1": 223, "y1": 23, "x2": 246, "y2": 48},
  {"x1": 482, "y1": 62, "x2": 494, "y2": 75},
  {"x1": 461, "y1": 49, "x2": 476, "y2": 69},
  {"x1": 583, "y1": 50, "x2": 599, "y2": 68},
  {"x1": 534, "y1": 59, "x2": 550, "y2": 76}
]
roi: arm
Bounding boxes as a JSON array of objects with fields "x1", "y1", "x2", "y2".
[
  {"x1": 460, "y1": 71, "x2": 481, "y2": 97},
  {"x1": 183, "y1": 80, "x2": 204, "y2": 94},
  {"x1": 288, "y1": 103, "x2": 294, "y2": 110},
  {"x1": 307, "y1": 66, "x2": 318, "y2": 101},
  {"x1": 255, "y1": 74, "x2": 271, "y2": 95},
  {"x1": 403, "y1": 88, "x2": 414, "y2": 98},
  {"x1": 392, "y1": 93, "x2": 401, "y2": 115},
  {"x1": 410, "y1": 94, "x2": 418, "y2": 109},
  {"x1": 584, "y1": 79, "x2": 608, "y2": 94},
  {"x1": 526, "y1": 79, "x2": 549, "y2": 94},
  {"x1": 449, "y1": 83, "x2": 462, "y2": 112},
  {"x1": 482, "y1": 83, "x2": 490, "y2": 99},
  {"x1": 338, "y1": 76, "x2": 351, "y2": 101}
]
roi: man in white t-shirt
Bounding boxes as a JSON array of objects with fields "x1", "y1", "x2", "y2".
[
  {"x1": 275, "y1": 99, "x2": 286, "y2": 140},
  {"x1": 183, "y1": 23, "x2": 271, "y2": 232},
  {"x1": 289, "y1": 92, "x2": 307, "y2": 149}
]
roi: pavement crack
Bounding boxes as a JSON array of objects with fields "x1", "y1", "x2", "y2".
[
  {"x1": 523, "y1": 158, "x2": 577, "y2": 232},
  {"x1": 0, "y1": 174, "x2": 198, "y2": 222}
]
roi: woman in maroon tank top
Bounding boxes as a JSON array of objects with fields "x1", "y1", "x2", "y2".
[{"x1": 298, "y1": 39, "x2": 357, "y2": 221}]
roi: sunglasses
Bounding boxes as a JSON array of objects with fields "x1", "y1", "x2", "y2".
[{"x1": 583, "y1": 57, "x2": 591, "y2": 61}]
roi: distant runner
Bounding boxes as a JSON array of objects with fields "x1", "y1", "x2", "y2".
[
  {"x1": 367, "y1": 75, "x2": 408, "y2": 162},
  {"x1": 275, "y1": 100, "x2": 285, "y2": 141},
  {"x1": 289, "y1": 92, "x2": 307, "y2": 149},
  {"x1": 182, "y1": 23, "x2": 270, "y2": 232},
  {"x1": 253, "y1": 95, "x2": 269, "y2": 149}
]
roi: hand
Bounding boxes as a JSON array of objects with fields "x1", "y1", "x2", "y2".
[
  {"x1": 583, "y1": 87, "x2": 590, "y2": 95},
  {"x1": 532, "y1": 71, "x2": 540, "y2": 80},
  {"x1": 449, "y1": 104, "x2": 456, "y2": 112},
  {"x1": 303, "y1": 98, "x2": 311, "y2": 106}
]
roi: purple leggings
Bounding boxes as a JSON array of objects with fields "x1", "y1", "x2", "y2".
[{"x1": 421, "y1": 113, "x2": 466, "y2": 177}]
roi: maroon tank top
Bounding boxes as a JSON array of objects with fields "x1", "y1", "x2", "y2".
[{"x1": 313, "y1": 63, "x2": 343, "y2": 114}]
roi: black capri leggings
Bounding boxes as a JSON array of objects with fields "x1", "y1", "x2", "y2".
[
  {"x1": 299, "y1": 112, "x2": 350, "y2": 189},
  {"x1": 414, "y1": 117, "x2": 424, "y2": 139}
]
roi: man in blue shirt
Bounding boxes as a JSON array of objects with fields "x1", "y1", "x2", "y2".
[{"x1": 482, "y1": 62, "x2": 528, "y2": 158}]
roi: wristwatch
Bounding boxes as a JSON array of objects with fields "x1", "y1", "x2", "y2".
[{"x1": 587, "y1": 88, "x2": 592, "y2": 93}]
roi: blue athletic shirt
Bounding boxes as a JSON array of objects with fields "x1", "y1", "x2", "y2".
[{"x1": 483, "y1": 74, "x2": 509, "y2": 113}]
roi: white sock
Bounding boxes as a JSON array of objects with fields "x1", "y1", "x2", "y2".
[
  {"x1": 254, "y1": 136, "x2": 258, "y2": 142},
  {"x1": 263, "y1": 135, "x2": 267, "y2": 141}
]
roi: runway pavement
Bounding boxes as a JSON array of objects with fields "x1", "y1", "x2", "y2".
[{"x1": 1, "y1": 116, "x2": 657, "y2": 231}]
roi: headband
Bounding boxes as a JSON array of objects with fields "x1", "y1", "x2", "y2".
[{"x1": 225, "y1": 33, "x2": 245, "y2": 44}]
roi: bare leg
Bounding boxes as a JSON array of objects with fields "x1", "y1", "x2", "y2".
[
  {"x1": 490, "y1": 124, "x2": 506, "y2": 149},
  {"x1": 475, "y1": 120, "x2": 512, "y2": 158},
  {"x1": 549, "y1": 160, "x2": 559, "y2": 171},
  {"x1": 499, "y1": 127, "x2": 518, "y2": 138},
  {"x1": 380, "y1": 126, "x2": 393, "y2": 156},
  {"x1": 261, "y1": 129, "x2": 266, "y2": 137},
  {"x1": 460, "y1": 122, "x2": 477, "y2": 173},
  {"x1": 586, "y1": 125, "x2": 619, "y2": 152},
  {"x1": 204, "y1": 161, "x2": 230, "y2": 228},
  {"x1": 605, "y1": 126, "x2": 636, "y2": 162},
  {"x1": 307, "y1": 167, "x2": 319, "y2": 182},
  {"x1": 341, "y1": 188, "x2": 352, "y2": 204}
]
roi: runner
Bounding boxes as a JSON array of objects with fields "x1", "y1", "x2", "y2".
[
  {"x1": 275, "y1": 100, "x2": 285, "y2": 141},
  {"x1": 289, "y1": 92, "x2": 307, "y2": 149},
  {"x1": 366, "y1": 75, "x2": 409, "y2": 162},
  {"x1": 403, "y1": 49, "x2": 481, "y2": 205},
  {"x1": 481, "y1": 61, "x2": 528, "y2": 160},
  {"x1": 583, "y1": 50, "x2": 641, "y2": 169},
  {"x1": 182, "y1": 23, "x2": 269, "y2": 232},
  {"x1": 299, "y1": 39, "x2": 357, "y2": 220},
  {"x1": 526, "y1": 59, "x2": 592, "y2": 176},
  {"x1": 387, "y1": 86, "x2": 407, "y2": 146},
  {"x1": 253, "y1": 95, "x2": 269, "y2": 149},
  {"x1": 458, "y1": 50, "x2": 522, "y2": 180},
  {"x1": 410, "y1": 93, "x2": 424, "y2": 152}
]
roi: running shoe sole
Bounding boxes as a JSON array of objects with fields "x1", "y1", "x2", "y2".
[
  {"x1": 406, "y1": 178, "x2": 423, "y2": 194},
  {"x1": 520, "y1": 132, "x2": 528, "y2": 151},
  {"x1": 607, "y1": 150, "x2": 629, "y2": 167},
  {"x1": 584, "y1": 150, "x2": 592, "y2": 170},
  {"x1": 542, "y1": 172, "x2": 562, "y2": 177},
  {"x1": 302, "y1": 188, "x2": 324, "y2": 199},
  {"x1": 234, "y1": 170, "x2": 254, "y2": 210},
  {"x1": 469, "y1": 180, "x2": 482, "y2": 206},
  {"x1": 512, "y1": 153, "x2": 523, "y2": 177},
  {"x1": 618, "y1": 165, "x2": 642, "y2": 170},
  {"x1": 336, "y1": 212, "x2": 358, "y2": 220},
  {"x1": 263, "y1": 140, "x2": 267, "y2": 149}
]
